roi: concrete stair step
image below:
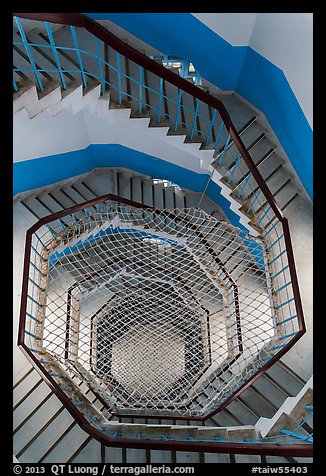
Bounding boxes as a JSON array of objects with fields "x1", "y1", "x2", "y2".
[
  {"x1": 46, "y1": 187, "x2": 82, "y2": 209},
  {"x1": 17, "y1": 379, "x2": 102, "y2": 463},
  {"x1": 150, "y1": 450, "x2": 173, "y2": 463},
  {"x1": 209, "y1": 410, "x2": 242, "y2": 427},
  {"x1": 163, "y1": 186, "x2": 175, "y2": 209},
  {"x1": 142, "y1": 180, "x2": 154, "y2": 207},
  {"x1": 72, "y1": 181, "x2": 98, "y2": 201},
  {"x1": 14, "y1": 393, "x2": 64, "y2": 456},
  {"x1": 176, "y1": 451, "x2": 201, "y2": 463},
  {"x1": 82, "y1": 169, "x2": 118, "y2": 197},
  {"x1": 173, "y1": 189, "x2": 186, "y2": 209},
  {"x1": 226, "y1": 399, "x2": 259, "y2": 426},
  {"x1": 266, "y1": 362, "x2": 305, "y2": 396},
  {"x1": 117, "y1": 172, "x2": 133, "y2": 200},
  {"x1": 13, "y1": 381, "x2": 53, "y2": 433},
  {"x1": 13, "y1": 18, "x2": 312, "y2": 465},
  {"x1": 153, "y1": 182, "x2": 165, "y2": 209},
  {"x1": 215, "y1": 95, "x2": 257, "y2": 134},
  {"x1": 103, "y1": 421, "x2": 258, "y2": 442},
  {"x1": 218, "y1": 375, "x2": 276, "y2": 419},
  {"x1": 21, "y1": 196, "x2": 54, "y2": 220},
  {"x1": 26, "y1": 26, "x2": 79, "y2": 84},
  {"x1": 226, "y1": 121, "x2": 263, "y2": 158},
  {"x1": 41, "y1": 421, "x2": 91, "y2": 463},
  {"x1": 125, "y1": 448, "x2": 148, "y2": 463},
  {"x1": 204, "y1": 452, "x2": 231, "y2": 463},
  {"x1": 13, "y1": 369, "x2": 41, "y2": 409},
  {"x1": 105, "y1": 446, "x2": 124, "y2": 463},
  {"x1": 131, "y1": 175, "x2": 143, "y2": 203},
  {"x1": 250, "y1": 374, "x2": 289, "y2": 410},
  {"x1": 235, "y1": 454, "x2": 261, "y2": 463},
  {"x1": 69, "y1": 437, "x2": 101, "y2": 463}
]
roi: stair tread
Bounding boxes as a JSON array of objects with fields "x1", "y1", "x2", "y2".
[
  {"x1": 175, "y1": 451, "x2": 201, "y2": 463},
  {"x1": 13, "y1": 19, "x2": 310, "y2": 463},
  {"x1": 204, "y1": 452, "x2": 231, "y2": 463},
  {"x1": 266, "y1": 362, "x2": 305, "y2": 396},
  {"x1": 14, "y1": 381, "x2": 53, "y2": 432},
  {"x1": 126, "y1": 448, "x2": 148, "y2": 464},
  {"x1": 150, "y1": 450, "x2": 173, "y2": 464},
  {"x1": 13, "y1": 370, "x2": 41, "y2": 408},
  {"x1": 69, "y1": 438, "x2": 101, "y2": 463},
  {"x1": 14, "y1": 393, "x2": 64, "y2": 456}
]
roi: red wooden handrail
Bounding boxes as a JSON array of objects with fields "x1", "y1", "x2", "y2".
[
  {"x1": 14, "y1": 13, "x2": 309, "y2": 455},
  {"x1": 18, "y1": 341, "x2": 313, "y2": 456},
  {"x1": 17, "y1": 194, "x2": 310, "y2": 454},
  {"x1": 13, "y1": 12, "x2": 304, "y2": 332},
  {"x1": 11, "y1": 12, "x2": 285, "y2": 222}
]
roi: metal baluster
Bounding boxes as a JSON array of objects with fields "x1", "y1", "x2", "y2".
[
  {"x1": 44, "y1": 21, "x2": 67, "y2": 90},
  {"x1": 139, "y1": 66, "x2": 143, "y2": 114},
  {"x1": 70, "y1": 26, "x2": 87, "y2": 88},
  {"x1": 116, "y1": 52, "x2": 122, "y2": 105},
  {"x1": 217, "y1": 134, "x2": 231, "y2": 165},
  {"x1": 237, "y1": 171, "x2": 252, "y2": 198},
  {"x1": 14, "y1": 16, "x2": 44, "y2": 91},
  {"x1": 174, "y1": 89, "x2": 183, "y2": 132},
  {"x1": 95, "y1": 37, "x2": 105, "y2": 94},
  {"x1": 227, "y1": 155, "x2": 242, "y2": 183},
  {"x1": 214, "y1": 122, "x2": 225, "y2": 150},
  {"x1": 205, "y1": 109, "x2": 217, "y2": 146},
  {"x1": 157, "y1": 77, "x2": 164, "y2": 124},
  {"x1": 190, "y1": 99, "x2": 200, "y2": 140}
]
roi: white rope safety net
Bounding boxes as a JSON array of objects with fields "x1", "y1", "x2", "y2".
[{"x1": 26, "y1": 200, "x2": 295, "y2": 418}]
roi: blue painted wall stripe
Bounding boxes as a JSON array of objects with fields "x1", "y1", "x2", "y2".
[
  {"x1": 13, "y1": 144, "x2": 244, "y2": 230},
  {"x1": 15, "y1": 143, "x2": 265, "y2": 268},
  {"x1": 83, "y1": 12, "x2": 312, "y2": 199}
]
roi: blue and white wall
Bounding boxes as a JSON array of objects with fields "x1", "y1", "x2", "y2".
[
  {"x1": 85, "y1": 12, "x2": 313, "y2": 199},
  {"x1": 14, "y1": 99, "x2": 251, "y2": 232}
]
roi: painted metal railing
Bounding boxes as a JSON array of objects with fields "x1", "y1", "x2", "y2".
[
  {"x1": 13, "y1": 13, "x2": 308, "y2": 455},
  {"x1": 280, "y1": 405, "x2": 313, "y2": 443},
  {"x1": 149, "y1": 54, "x2": 202, "y2": 85},
  {"x1": 18, "y1": 193, "x2": 311, "y2": 456}
]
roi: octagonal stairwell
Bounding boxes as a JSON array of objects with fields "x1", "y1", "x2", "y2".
[
  {"x1": 13, "y1": 12, "x2": 312, "y2": 463},
  {"x1": 13, "y1": 167, "x2": 312, "y2": 462}
]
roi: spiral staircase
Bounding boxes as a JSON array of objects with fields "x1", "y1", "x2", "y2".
[{"x1": 13, "y1": 13, "x2": 313, "y2": 464}]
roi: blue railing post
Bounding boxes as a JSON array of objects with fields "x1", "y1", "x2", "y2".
[
  {"x1": 14, "y1": 16, "x2": 44, "y2": 92},
  {"x1": 70, "y1": 26, "x2": 87, "y2": 88},
  {"x1": 174, "y1": 89, "x2": 183, "y2": 132},
  {"x1": 44, "y1": 21, "x2": 67, "y2": 90},
  {"x1": 13, "y1": 79, "x2": 18, "y2": 92},
  {"x1": 190, "y1": 99, "x2": 200, "y2": 140},
  {"x1": 139, "y1": 66, "x2": 143, "y2": 114},
  {"x1": 247, "y1": 190, "x2": 262, "y2": 213},
  {"x1": 157, "y1": 78, "x2": 164, "y2": 124},
  {"x1": 194, "y1": 72, "x2": 201, "y2": 86},
  {"x1": 227, "y1": 155, "x2": 242, "y2": 183},
  {"x1": 95, "y1": 37, "x2": 105, "y2": 94},
  {"x1": 206, "y1": 109, "x2": 217, "y2": 146},
  {"x1": 214, "y1": 122, "x2": 225, "y2": 150},
  {"x1": 116, "y1": 52, "x2": 122, "y2": 105},
  {"x1": 217, "y1": 134, "x2": 231, "y2": 165},
  {"x1": 180, "y1": 61, "x2": 189, "y2": 78},
  {"x1": 237, "y1": 172, "x2": 252, "y2": 198}
]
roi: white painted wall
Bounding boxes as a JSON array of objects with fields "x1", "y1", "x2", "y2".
[
  {"x1": 192, "y1": 13, "x2": 259, "y2": 46},
  {"x1": 250, "y1": 13, "x2": 313, "y2": 128},
  {"x1": 12, "y1": 95, "x2": 258, "y2": 234},
  {"x1": 12, "y1": 95, "x2": 313, "y2": 383},
  {"x1": 192, "y1": 13, "x2": 313, "y2": 128},
  {"x1": 13, "y1": 102, "x2": 213, "y2": 174}
]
